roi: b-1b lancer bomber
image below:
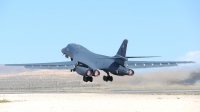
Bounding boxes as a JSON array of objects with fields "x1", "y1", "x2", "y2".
[{"x1": 5, "y1": 39, "x2": 194, "y2": 82}]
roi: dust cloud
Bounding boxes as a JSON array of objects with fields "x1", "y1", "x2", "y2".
[
  {"x1": 94, "y1": 65, "x2": 200, "y2": 90},
  {"x1": 0, "y1": 64, "x2": 199, "y2": 90}
]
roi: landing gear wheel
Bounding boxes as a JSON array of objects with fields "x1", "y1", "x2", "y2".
[
  {"x1": 89, "y1": 77, "x2": 93, "y2": 82},
  {"x1": 109, "y1": 76, "x2": 113, "y2": 82},
  {"x1": 103, "y1": 76, "x2": 108, "y2": 82},
  {"x1": 83, "y1": 76, "x2": 88, "y2": 82},
  {"x1": 85, "y1": 77, "x2": 88, "y2": 82},
  {"x1": 103, "y1": 71, "x2": 113, "y2": 82},
  {"x1": 83, "y1": 76, "x2": 93, "y2": 82},
  {"x1": 103, "y1": 75, "x2": 113, "y2": 82}
]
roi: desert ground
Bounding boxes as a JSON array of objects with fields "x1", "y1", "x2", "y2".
[
  {"x1": 1, "y1": 93, "x2": 200, "y2": 112},
  {"x1": 0, "y1": 65, "x2": 200, "y2": 111}
]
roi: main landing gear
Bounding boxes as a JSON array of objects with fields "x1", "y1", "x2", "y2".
[
  {"x1": 103, "y1": 71, "x2": 113, "y2": 82},
  {"x1": 83, "y1": 76, "x2": 93, "y2": 82},
  {"x1": 103, "y1": 76, "x2": 113, "y2": 82}
]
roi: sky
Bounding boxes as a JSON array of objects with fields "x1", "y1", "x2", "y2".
[{"x1": 0, "y1": 0, "x2": 200, "y2": 64}]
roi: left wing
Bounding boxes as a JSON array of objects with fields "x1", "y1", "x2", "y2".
[
  {"x1": 5, "y1": 61, "x2": 77, "y2": 69},
  {"x1": 125, "y1": 61, "x2": 194, "y2": 68}
]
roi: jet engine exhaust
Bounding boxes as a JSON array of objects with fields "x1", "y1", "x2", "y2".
[
  {"x1": 128, "y1": 69, "x2": 134, "y2": 76},
  {"x1": 93, "y1": 70, "x2": 100, "y2": 77},
  {"x1": 86, "y1": 70, "x2": 92, "y2": 76}
]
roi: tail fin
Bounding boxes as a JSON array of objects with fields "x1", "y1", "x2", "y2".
[{"x1": 116, "y1": 39, "x2": 128, "y2": 57}]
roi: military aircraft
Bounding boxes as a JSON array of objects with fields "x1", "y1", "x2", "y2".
[{"x1": 5, "y1": 39, "x2": 194, "y2": 82}]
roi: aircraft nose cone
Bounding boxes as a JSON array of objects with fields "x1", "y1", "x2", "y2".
[{"x1": 61, "y1": 48, "x2": 65, "y2": 54}]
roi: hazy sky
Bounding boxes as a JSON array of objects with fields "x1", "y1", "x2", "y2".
[{"x1": 0, "y1": 0, "x2": 199, "y2": 64}]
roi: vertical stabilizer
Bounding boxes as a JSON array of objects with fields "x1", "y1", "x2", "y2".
[{"x1": 116, "y1": 39, "x2": 128, "y2": 57}]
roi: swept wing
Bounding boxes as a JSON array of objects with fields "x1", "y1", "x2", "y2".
[
  {"x1": 5, "y1": 61, "x2": 77, "y2": 69},
  {"x1": 125, "y1": 61, "x2": 194, "y2": 68}
]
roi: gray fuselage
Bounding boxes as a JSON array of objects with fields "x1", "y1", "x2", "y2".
[{"x1": 62, "y1": 43, "x2": 131, "y2": 76}]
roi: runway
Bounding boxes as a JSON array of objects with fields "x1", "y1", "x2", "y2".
[
  {"x1": 1, "y1": 89, "x2": 200, "y2": 95},
  {"x1": 1, "y1": 93, "x2": 200, "y2": 112},
  {"x1": 113, "y1": 89, "x2": 200, "y2": 94}
]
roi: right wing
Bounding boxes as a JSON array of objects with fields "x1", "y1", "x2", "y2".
[{"x1": 5, "y1": 61, "x2": 77, "y2": 69}]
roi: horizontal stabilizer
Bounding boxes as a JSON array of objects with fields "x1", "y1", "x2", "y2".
[
  {"x1": 97, "y1": 55, "x2": 160, "y2": 61},
  {"x1": 126, "y1": 56, "x2": 161, "y2": 58},
  {"x1": 97, "y1": 57, "x2": 127, "y2": 60}
]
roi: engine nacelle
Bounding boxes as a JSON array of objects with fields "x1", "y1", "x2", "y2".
[
  {"x1": 75, "y1": 66, "x2": 92, "y2": 76},
  {"x1": 110, "y1": 66, "x2": 134, "y2": 76},
  {"x1": 93, "y1": 70, "x2": 100, "y2": 77}
]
